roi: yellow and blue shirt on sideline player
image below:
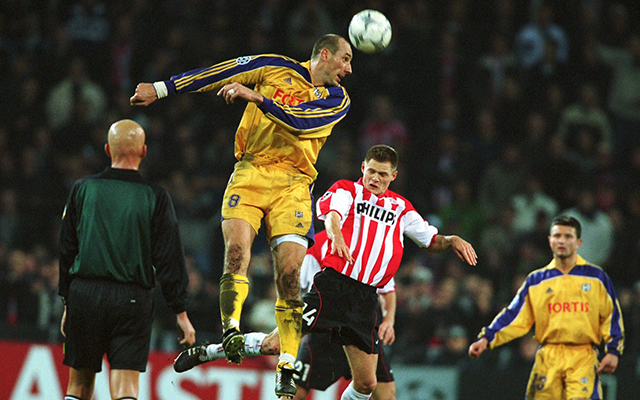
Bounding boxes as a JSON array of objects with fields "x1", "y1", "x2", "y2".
[{"x1": 478, "y1": 255, "x2": 624, "y2": 399}]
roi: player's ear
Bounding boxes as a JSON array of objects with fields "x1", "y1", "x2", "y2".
[
  {"x1": 361, "y1": 161, "x2": 366, "y2": 174},
  {"x1": 104, "y1": 144, "x2": 111, "y2": 158},
  {"x1": 140, "y1": 144, "x2": 147, "y2": 159},
  {"x1": 321, "y1": 47, "x2": 330, "y2": 61},
  {"x1": 390, "y1": 170, "x2": 398, "y2": 182}
]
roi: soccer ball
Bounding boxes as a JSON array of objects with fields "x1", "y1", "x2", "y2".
[{"x1": 348, "y1": 9, "x2": 392, "y2": 54}]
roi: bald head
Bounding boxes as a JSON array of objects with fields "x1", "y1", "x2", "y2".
[{"x1": 106, "y1": 119, "x2": 147, "y2": 169}]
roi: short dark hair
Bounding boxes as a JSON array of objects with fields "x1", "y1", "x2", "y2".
[
  {"x1": 311, "y1": 34, "x2": 345, "y2": 59},
  {"x1": 551, "y1": 215, "x2": 582, "y2": 239},
  {"x1": 365, "y1": 145, "x2": 398, "y2": 171}
]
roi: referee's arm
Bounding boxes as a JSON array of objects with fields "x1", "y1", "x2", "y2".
[
  {"x1": 151, "y1": 189, "x2": 189, "y2": 314},
  {"x1": 58, "y1": 182, "x2": 81, "y2": 302}
]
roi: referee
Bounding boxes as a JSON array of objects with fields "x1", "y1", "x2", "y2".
[{"x1": 58, "y1": 119, "x2": 196, "y2": 400}]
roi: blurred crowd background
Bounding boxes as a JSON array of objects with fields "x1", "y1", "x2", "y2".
[{"x1": 1, "y1": 0, "x2": 640, "y2": 378}]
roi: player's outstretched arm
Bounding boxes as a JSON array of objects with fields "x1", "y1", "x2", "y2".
[
  {"x1": 428, "y1": 234, "x2": 477, "y2": 266},
  {"x1": 130, "y1": 83, "x2": 158, "y2": 106},
  {"x1": 468, "y1": 337, "x2": 488, "y2": 359}
]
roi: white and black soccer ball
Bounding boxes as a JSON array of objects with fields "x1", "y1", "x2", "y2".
[{"x1": 348, "y1": 9, "x2": 392, "y2": 54}]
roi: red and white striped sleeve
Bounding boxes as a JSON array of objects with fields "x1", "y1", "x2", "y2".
[{"x1": 316, "y1": 180, "x2": 355, "y2": 221}]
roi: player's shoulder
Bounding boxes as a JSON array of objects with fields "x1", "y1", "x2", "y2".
[
  {"x1": 252, "y1": 54, "x2": 311, "y2": 76},
  {"x1": 332, "y1": 179, "x2": 357, "y2": 190},
  {"x1": 525, "y1": 263, "x2": 563, "y2": 286},
  {"x1": 571, "y1": 258, "x2": 612, "y2": 282}
]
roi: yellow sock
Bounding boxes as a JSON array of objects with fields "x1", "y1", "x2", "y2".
[
  {"x1": 219, "y1": 273, "x2": 249, "y2": 331},
  {"x1": 275, "y1": 298, "x2": 304, "y2": 367}
]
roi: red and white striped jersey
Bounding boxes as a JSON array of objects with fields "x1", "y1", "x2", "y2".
[
  {"x1": 316, "y1": 178, "x2": 438, "y2": 288},
  {"x1": 300, "y1": 230, "x2": 396, "y2": 293}
]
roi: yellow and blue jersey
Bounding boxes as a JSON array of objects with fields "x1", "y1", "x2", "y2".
[
  {"x1": 162, "y1": 55, "x2": 351, "y2": 179},
  {"x1": 480, "y1": 256, "x2": 624, "y2": 357}
]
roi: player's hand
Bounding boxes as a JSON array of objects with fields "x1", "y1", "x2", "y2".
[
  {"x1": 597, "y1": 353, "x2": 618, "y2": 374},
  {"x1": 330, "y1": 237, "x2": 354, "y2": 264},
  {"x1": 60, "y1": 305, "x2": 67, "y2": 338},
  {"x1": 450, "y1": 236, "x2": 477, "y2": 266},
  {"x1": 130, "y1": 83, "x2": 158, "y2": 106},
  {"x1": 217, "y1": 83, "x2": 264, "y2": 105},
  {"x1": 378, "y1": 321, "x2": 395, "y2": 345},
  {"x1": 468, "y1": 337, "x2": 488, "y2": 359},
  {"x1": 176, "y1": 311, "x2": 196, "y2": 347}
]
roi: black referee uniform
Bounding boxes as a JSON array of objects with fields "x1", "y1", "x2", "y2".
[{"x1": 58, "y1": 167, "x2": 189, "y2": 372}]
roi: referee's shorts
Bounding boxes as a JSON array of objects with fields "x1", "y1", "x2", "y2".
[
  {"x1": 302, "y1": 267, "x2": 380, "y2": 354},
  {"x1": 63, "y1": 278, "x2": 154, "y2": 372}
]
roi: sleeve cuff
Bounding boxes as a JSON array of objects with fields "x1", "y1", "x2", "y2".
[
  {"x1": 257, "y1": 97, "x2": 273, "y2": 113},
  {"x1": 152, "y1": 81, "x2": 169, "y2": 99},
  {"x1": 606, "y1": 348, "x2": 621, "y2": 357}
]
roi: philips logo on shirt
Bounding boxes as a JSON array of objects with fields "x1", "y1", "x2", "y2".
[{"x1": 356, "y1": 202, "x2": 396, "y2": 225}]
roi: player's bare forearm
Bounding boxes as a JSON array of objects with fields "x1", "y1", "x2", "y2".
[
  {"x1": 325, "y1": 211, "x2": 354, "y2": 263},
  {"x1": 428, "y1": 235, "x2": 477, "y2": 266},
  {"x1": 378, "y1": 291, "x2": 396, "y2": 345}
]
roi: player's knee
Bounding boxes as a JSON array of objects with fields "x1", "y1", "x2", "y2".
[
  {"x1": 353, "y1": 377, "x2": 377, "y2": 395},
  {"x1": 224, "y1": 243, "x2": 247, "y2": 274}
]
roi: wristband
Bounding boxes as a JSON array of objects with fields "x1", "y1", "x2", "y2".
[{"x1": 152, "y1": 81, "x2": 168, "y2": 99}]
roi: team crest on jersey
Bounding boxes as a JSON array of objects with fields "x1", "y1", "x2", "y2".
[
  {"x1": 236, "y1": 56, "x2": 251, "y2": 65},
  {"x1": 313, "y1": 88, "x2": 322, "y2": 98},
  {"x1": 283, "y1": 77, "x2": 292, "y2": 85},
  {"x1": 582, "y1": 283, "x2": 591, "y2": 292},
  {"x1": 581, "y1": 377, "x2": 588, "y2": 384},
  {"x1": 295, "y1": 211, "x2": 303, "y2": 218}
]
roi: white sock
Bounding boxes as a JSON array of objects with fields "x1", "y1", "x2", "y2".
[
  {"x1": 205, "y1": 343, "x2": 225, "y2": 360},
  {"x1": 340, "y1": 381, "x2": 371, "y2": 400},
  {"x1": 243, "y1": 332, "x2": 267, "y2": 356},
  {"x1": 278, "y1": 352, "x2": 296, "y2": 368}
]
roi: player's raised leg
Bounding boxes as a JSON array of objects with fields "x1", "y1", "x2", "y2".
[
  {"x1": 219, "y1": 219, "x2": 255, "y2": 364},
  {"x1": 174, "y1": 331, "x2": 274, "y2": 372},
  {"x1": 272, "y1": 240, "x2": 306, "y2": 398}
]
